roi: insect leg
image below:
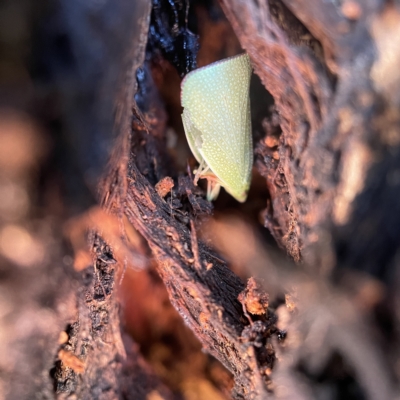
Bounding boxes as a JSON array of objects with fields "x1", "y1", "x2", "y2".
[
  {"x1": 207, "y1": 180, "x2": 221, "y2": 201},
  {"x1": 193, "y1": 159, "x2": 210, "y2": 185}
]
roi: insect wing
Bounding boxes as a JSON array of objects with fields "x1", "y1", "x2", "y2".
[
  {"x1": 181, "y1": 108, "x2": 204, "y2": 165},
  {"x1": 181, "y1": 54, "x2": 252, "y2": 202}
]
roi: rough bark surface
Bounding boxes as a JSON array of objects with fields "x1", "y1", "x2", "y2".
[{"x1": 2, "y1": 0, "x2": 400, "y2": 399}]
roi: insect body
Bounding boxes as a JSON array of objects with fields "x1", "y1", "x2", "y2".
[{"x1": 181, "y1": 53, "x2": 253, "y2": 202}]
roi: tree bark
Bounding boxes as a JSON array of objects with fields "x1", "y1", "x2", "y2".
[{"x1": 2, "y1": 0, "x2": 400, "y2": 399}]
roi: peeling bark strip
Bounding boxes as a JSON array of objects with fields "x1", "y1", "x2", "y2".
[
  {"x1": 220, "y1": 0, "x2": 334, "y2": 264},
  {"x1": 219, "y1": 0, "x2": 400, "y2": 278},
  {"x1": 116, "y1": 0, "x2": 400, "y2": 397},
  {"x1": 123, "y1": 161, "x2": 277, "y2": 398}
]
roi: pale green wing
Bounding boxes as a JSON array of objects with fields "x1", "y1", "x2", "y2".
[
  {"x1": 181, "y1": 108, "x2": 204, "y2": 165},
  {"x1": 181, "y1": 53, "x2": 252, "y2": 202}
]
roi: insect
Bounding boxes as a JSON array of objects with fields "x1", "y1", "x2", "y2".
[{"x1": 181, "y1": 53, "x2": 253, "y2": 202}]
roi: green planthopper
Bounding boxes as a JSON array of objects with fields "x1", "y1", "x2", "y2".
[{"x1": 181, "y1": 53, "x2": 253, "y2": 202}]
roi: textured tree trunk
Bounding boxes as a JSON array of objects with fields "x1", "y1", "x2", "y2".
[{"x1": 1, "y1": 0, "x2": 400, "y2": 399}]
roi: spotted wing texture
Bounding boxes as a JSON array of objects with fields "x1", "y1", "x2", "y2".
[{"x1": 181, "y1": 54, "x2": 252, "y2": 202}]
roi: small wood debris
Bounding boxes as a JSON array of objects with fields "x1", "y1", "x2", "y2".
[
  {"x1": 58, "y1": 349, "x2": 85, "y2": 374},
  {"x1": 238, "y1": 277, "x2": 269, "y2": 315},
  {"x1": 155, "y1": 176, "x2": 174, "y2": 198}
]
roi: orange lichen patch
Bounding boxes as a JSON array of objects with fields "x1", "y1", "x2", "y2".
[
  {"x1": 155, "y1": 176, "x2": 174, "y2": 198},
  {"x1": 58, "y1": 349, "x2": 85, "y2": 374},
  {"x1": 238, "y1": 277, "x2": 269, "y2": 315}
]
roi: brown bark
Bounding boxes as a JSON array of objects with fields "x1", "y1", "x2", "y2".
[{"x1": 2, "y1": 0, "x2": 400, "y2": 399}]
